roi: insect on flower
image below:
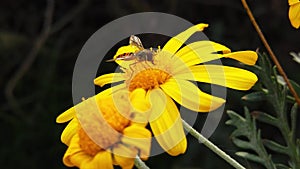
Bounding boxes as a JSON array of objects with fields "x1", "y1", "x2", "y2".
[{"x1": 106, "y1": 35, "x2": 158, "y2": 65}]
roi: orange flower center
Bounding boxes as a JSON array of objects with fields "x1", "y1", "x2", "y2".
[
  {"x1": 78, "y1": 97, "x2": 131, "y2": 156},
  {"x1": 127, "y1": 68, "x2": 171, "y2": 91}
]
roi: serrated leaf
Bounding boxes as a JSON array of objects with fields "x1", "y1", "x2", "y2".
[
  {"x1": 236, "y1": 151, "x2": 264, "y2": 164},
  {"x1": 263, "y1": 139, "x2": 288, "y2": 154},
  {"x1": 250, "y1": 111, "x2": 278, "y2": 127},
  {"x1": 232, "y1": 138, "x2": 253, "y2": 149},
  {"x1": 226, "y1": 110, "x2": 251, "y2": 138},
  {"x1": 242, "y1": 91, "x2": 267, "y2": 101},
  {"x1": 226, "y1": 110, "x2": 246, "y2": 126}
]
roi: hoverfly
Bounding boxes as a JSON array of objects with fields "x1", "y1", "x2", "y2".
[{"x1": 106, "y1": 35, "x2": 157, "y2": 64}]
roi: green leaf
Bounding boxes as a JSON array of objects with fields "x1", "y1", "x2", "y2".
[
  {"x1": 226, "y1": 110, "x2": 246, "y2": 126},
  {"x1": 242, "y1": 91, "x2": 267, "y2": 102},
  {"x1": 278, "y1": 75, "x2": 300, "y2": 97},
  {"x1": 250, "y1": 111, "x2": 278, "y2": 127},
  {"x1": 290, "y1": 80, "x2": 300, "y2": 96},
  {"x1": 291, "y1": 103, "x2": 298, "y2": 139},
  {"x1": 263, "y1": 139, "x2": 288, "y2": 154},
  {"x1": 232, "y1": 138, "x2": 253, "y2": 149},
  {"x1": 226, "y1": 110, "x2": 251, "y2": 138},
  {"x1": 236, "y1": 152, "x2": 264, "y2": 164}
]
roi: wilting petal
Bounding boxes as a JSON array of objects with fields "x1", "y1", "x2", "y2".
[
  {"x1": 122, "y1": 124, "x2": 151, "y2": 159},
  {"x1": 61, "y1": 118, "x2": 78, "y2": 146},
  {"x1": 148, "y1": 89, "x2": 187, "y2": 156},
  {"x1": 174, "y1": 65, "x2": 258, "y2": 90},
  {"x1": 162, "y1": 23, "x2": 208, "y2": 55},
  {"x1": 56, "y1": 107, "x2": 76, "y2": 123},
  {"x1": 94, "y1": 73, "x2": 125, "y2": 87},
  {"x1": 289, "y1": 2, "x2": 300, "y2": 29},
  {"x1": 223, "y1": 51, "x2": 258, "y2": 65},
  {"x1": 160, "y1": 78, "x2": 225, "y2": 112}
]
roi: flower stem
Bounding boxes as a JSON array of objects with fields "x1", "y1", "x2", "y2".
[
  {"x1": 182, "y1": 119, "x2": 246, "y2": 169},
  {"x1": 240, "y1": 0, "x2": 300, "y2": 106},
  {"x1": 134, "y1": 155, "x2": 150, "y2": 169}
]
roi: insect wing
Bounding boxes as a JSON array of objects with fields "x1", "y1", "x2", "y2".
[{"x1": 129, "y1": 35, "x2": 144, "y2": 49}]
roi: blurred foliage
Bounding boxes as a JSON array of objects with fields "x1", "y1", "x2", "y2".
[
  {"x1": 227, "y1": 53, "x2": 300, "y2": 169},
  {"x1": 0, "y1": 0, "x2": 299, "y2": 169}
]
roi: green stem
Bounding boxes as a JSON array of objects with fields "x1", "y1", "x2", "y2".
[
  {"x1": 182, "y1": 119, "x2": 246, "y2": 169},
  {"x1": 134, "y1": 155, "x2": 150, "y2": 169}
]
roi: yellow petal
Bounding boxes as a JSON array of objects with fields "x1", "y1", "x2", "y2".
[
  {"x1": 113, "y1": 45, "x2": 140, "y2": 69},
  {"x1": 170, "y1": 41, "x2": 231, "y2": 74},
  {"x1": 174, "y1": 65, "x2": 258, "y2": 90},
  {"x1": 130, "y1": 88, "x2": 150, "y2": 112},
  {"x1": 162, "y1": 23, "x2": 209, "y2": 55},
  {"x1": 129, "y1": 88, "x2": 151, "y2": 123},
  {"x1": 57, "y1": 84, "x2": 126, "y2": 123},
  {"x1": 97, "y1": 83, "x2": 126, "y2": 97},
  {"x1": 289, "y1": 0, "x2": 299, "y2": 5},
  {"x1": 63, "y1": 134, "x2": 90, "y2": 167},
  {"x1": 113, "y1": 154, "x2": 135, "y2": 169},
  {"x1": 61, "y1": 118, "x2": 78, "y2": 146},
  {"x1": 57, "y1": 85, "x2": 126, "y2": 124},
  {"x1": 289, "y1": 2, "x2": 300, "y2": 29},
  {"x1": 81, "y1": 151, "x2": 113, "y2": 169},
  {"x1": 160, "y1": 78, "x2": 225, "y2": 112},
  {"x1": 174, "y1": 41, "x2": 231, "y2": 66},
  {"x1": 56, "y1": 107, "x2": 76, "y2": 123},
  {"x1": 122, "y1": 124, "x2": 152, "y2": 159},
  {"x1": 148, "y1": 89, "x2": 187, "y2": 156},
  {"x1": 64, "y1": 135, "x2": 114, "y2": 169},
  {"x1": 223, "y1": 51, "x2": 258, "y2": 65},
  {"x1": 74, "y1": 96, "x2": 123, "y2": 149},
  {"x1": 94, "y1": 73, "x2": 125, "y2": 87},
  {"x1": 113, "y1": 144, "x2": 138, "y2": 158}
]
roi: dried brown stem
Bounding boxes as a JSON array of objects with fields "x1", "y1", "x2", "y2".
[
  {"x1": 5, "y1": 0, "x2": 90, "y2": 115},
  {"x1": 241, "y1": 0, "x2": 300, "y2": 105},
  {"x1": 5, "y1": 0, "x2": 55, "y2": 115}
]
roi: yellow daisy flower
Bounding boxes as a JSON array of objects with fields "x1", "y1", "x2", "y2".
[
  {"x1": 94, "y1": 23, "x2": 258, "y2": 156},
  {"x1": 56, "y1": 89, "x2": 151, "y2": 169},
  {"x1": 289, "y1": 0, "x2": 300, "y2": 28}
]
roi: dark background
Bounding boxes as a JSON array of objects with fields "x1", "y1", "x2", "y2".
[{"x1": 0, "y1": 0, "x2": 299, "y2": 168}]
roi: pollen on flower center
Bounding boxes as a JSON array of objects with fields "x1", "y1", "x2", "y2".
[
  {"x1": 78, "y1": 97, "x2": 131, "y2": 156},
  {"x1": 128, "y1": 68, "x2": 171, "y2": 91}
]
